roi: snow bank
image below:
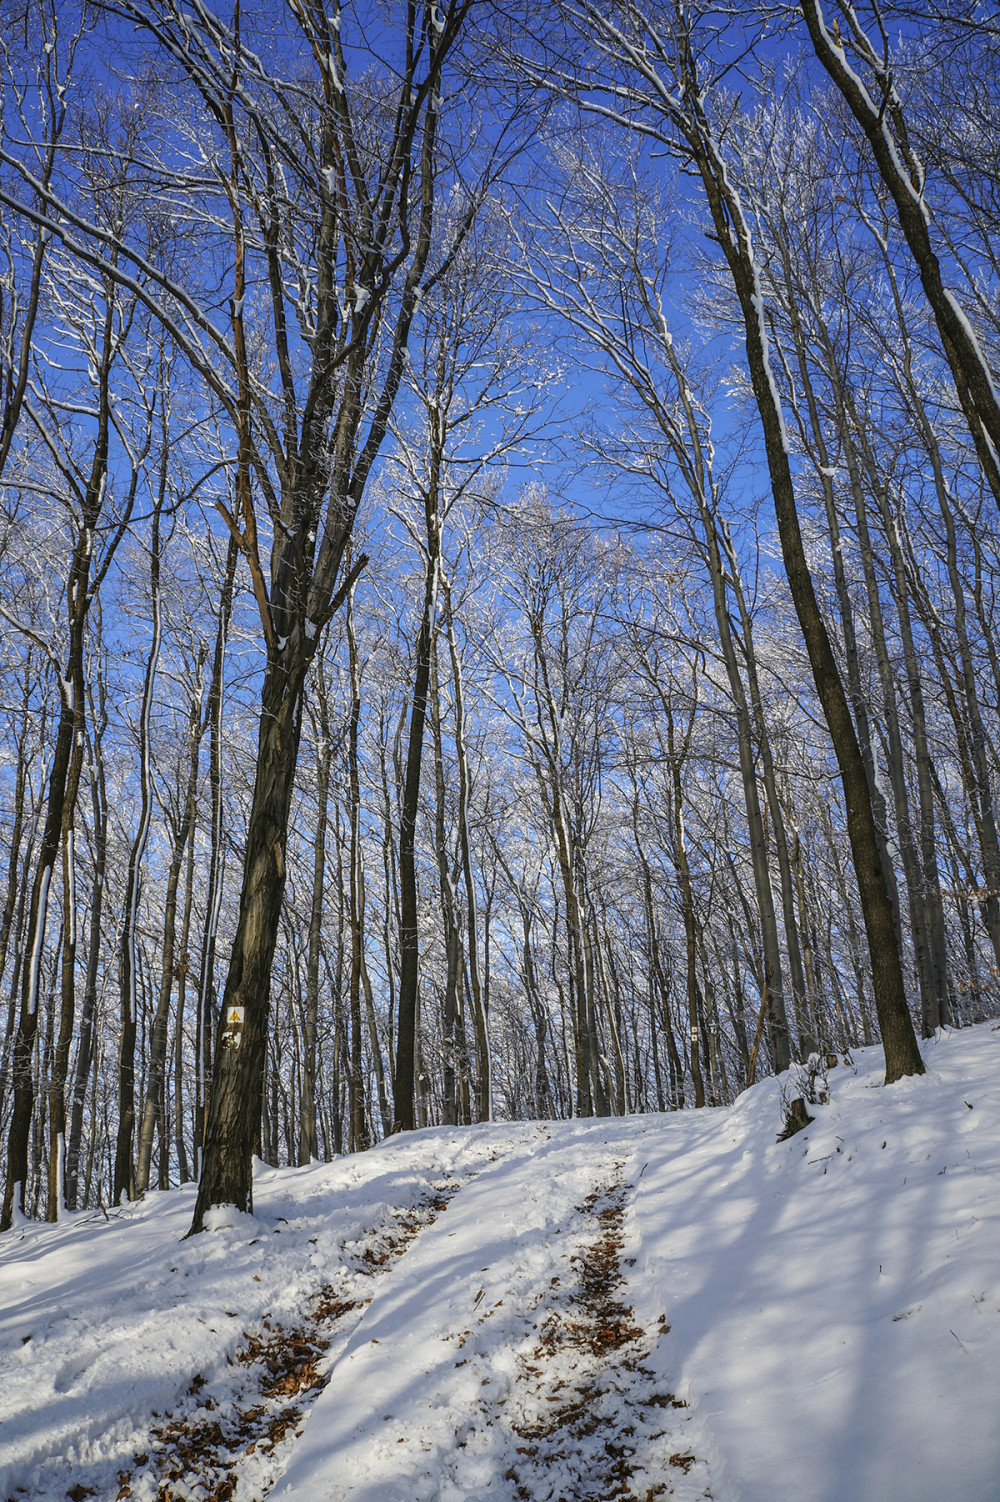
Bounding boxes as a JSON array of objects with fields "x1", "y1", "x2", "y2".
[{"x1": 632, "y1": 1025, "x2": 1000, "y2": 1502}]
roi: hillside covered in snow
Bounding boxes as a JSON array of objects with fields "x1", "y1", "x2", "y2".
[{"x1": 2, "y1": 1024, "x2": 998, "y2": 1502}]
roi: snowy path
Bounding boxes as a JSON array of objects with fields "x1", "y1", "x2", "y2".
[
  {"x1": 117, "y1": 1166, "x2": 472, "y2": 1502},
  {"x1": 2, "y1": 1027, "x2": 999, "y2": 1502},
  {"x1": 0, "y1": 1129, "x2": 543, "y2": 1502},
  {"x1": 270, "y1": 1124, "x2": 715, "y2": 1502}
]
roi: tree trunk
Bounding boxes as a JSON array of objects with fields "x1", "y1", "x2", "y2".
[
  {"x1": 65, "y1": 679, "x2": 109, "y2": 1211},
  {"x1": 695, "y1": 499, "x2": 790, "y2": 1070},
  {"x1": 442, "y1": 577, "x2": 491, "y2": 1120},
  {"x1": 800, "y1": 0, "x2": 1000, "y2": 507},
  {"x1": 299, "y1": 658, "x2": 332, "y2": 1165},
  {"x1": 173, "y1": 829, "x2": 197, "y2": 1185},
  {"x1": 194, "y1": 535, "x2": 239, "y2": 1174},
  {"x1": 189, "y1": 635, "x2": 313, "y2": 1229},
  {"x1": 114, "y1": 500, "x2": 164, "y2": 1205},
  {"x1": 136, "y1": 660, "x2": 204, "y2": 1195},
  {"x1": 669, "y1": 751, "x2": 706, "y2": 1109},
  {"x1": 345, "y1": 583, "x2": 369, "y2": 1152},
  {"x1": 392, "y1": 486, "x2": 441, "y2": 1132},
  {"x1": 2, "y1": 684, "x2": 82, "y2": 1230},
  {"x1": 428, "y1": 641, "x2": 463, "y2": 1127},
  {"x1": 778, "y1": 269, "x2": 905, "y2": 962},
  {"x1": 722, "y1": 532, "x2": 814, "y2": 1054}
]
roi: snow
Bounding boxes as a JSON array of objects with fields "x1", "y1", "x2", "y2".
[
  {"x1": 2, "y1": 1025, "x2": 999, "y2": 1502},
  {"x1": 941, "y1": 287, "x2": 1000, "y2": 412}
]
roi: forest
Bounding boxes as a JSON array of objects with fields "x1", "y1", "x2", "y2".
[{"x1": 1, "y1": 0, "x2": 998, "y2": 1235}]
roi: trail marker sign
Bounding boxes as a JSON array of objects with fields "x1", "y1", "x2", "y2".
[{"x1": 223, "y1": 1006, "x2": 245, "y2": 1048}]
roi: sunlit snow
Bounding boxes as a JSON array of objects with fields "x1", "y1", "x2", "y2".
[{"x1": 1, "y1": 1025, "x2": 998, "y2": 1502}]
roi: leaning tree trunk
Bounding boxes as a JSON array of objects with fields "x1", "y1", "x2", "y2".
[
  {"x1": 835, "y1": 383, "x2": 943, "y2": 1034},
  {"x1": 695, "y1": 497, "x2": 790, "y2": 1070},
  {"x1": 778, "y1": 267, "x2": 904, "y2": 960},
  {"x1": 716, "y1": 520, "x2": 814, "y2": 1052},
  {"x1": 654, "y1": 334, "x2": 792, "y2": 1070},
  {"x1": 800, "y1": 0, "x2": 1000, "y2": 508}
]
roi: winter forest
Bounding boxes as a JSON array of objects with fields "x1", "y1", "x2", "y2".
[{"x1": 1, "y1": 0, "x2": 998, "y2": 1235}]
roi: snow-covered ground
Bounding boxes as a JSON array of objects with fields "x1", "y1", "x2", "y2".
[{"x1": 2, "y1": 1024, "x2": 998, "y2": 1502}]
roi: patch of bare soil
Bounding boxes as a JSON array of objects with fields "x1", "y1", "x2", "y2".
[
  {"x1": 112, "y1": 1186, "x2": 458, "y2": 1502},
  {"x1": 502, "y1": 1165, "x2": 710, "y2": 1502}
]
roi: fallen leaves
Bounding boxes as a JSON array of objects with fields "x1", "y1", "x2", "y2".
[
  {"x1": 501, "y1": 1165, "x2": 704, "y2": 1500},
  {"x1": 114, "y1": 1180, "x2": 462, "y2": 1501}
]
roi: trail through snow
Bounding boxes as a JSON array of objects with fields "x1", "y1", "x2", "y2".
[
  {"x1": 271, "y1": 1130, "x2": 712, "y2": 1502},
  {"x1": 2, "y1": 1026, "x2": 999, "y2": 1502}
]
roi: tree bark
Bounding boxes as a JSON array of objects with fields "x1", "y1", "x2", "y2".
[
  {"x1": 345, "y1": 583, "x2": 370, "y2": 1152},
  {"x1": 190, "y1": 634, "x2": 314, "y2": 1227},
  {"x1": 114, "y1": 493, "x2": 164, "y2": 1205},
  {"x1": 65, "y1": 675, "x2": 109, "y2": 1210},
  {"x1": 392, "y1": 492, "x2": 440, "y2": 1132},
  {"x1": 442, "y1": 577, "x2": 491, "y2": 1120},
  {"x1": 298, "y1": 657, "x2": 332, "y2": 1165}
]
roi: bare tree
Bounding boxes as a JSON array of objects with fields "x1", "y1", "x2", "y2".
[
  {"x1": 799, "y1": 0, "x2": 1000, "y2": 506},
  {"x1": 516, "y1": 0, "x2": 923, "y2": 1082},
  {"x1": 0, "y1": 154, "x2": 153, "y2": 1226},
  {"x1": 388, "y1": 214, "x2": 541, "y2": 1131},
  {"x1": 0, "y1": 0, "x2": 482, "y2": 1226},
  {"x1": 520, "y1": 141, "x2": 793, "y2": 1069}
]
